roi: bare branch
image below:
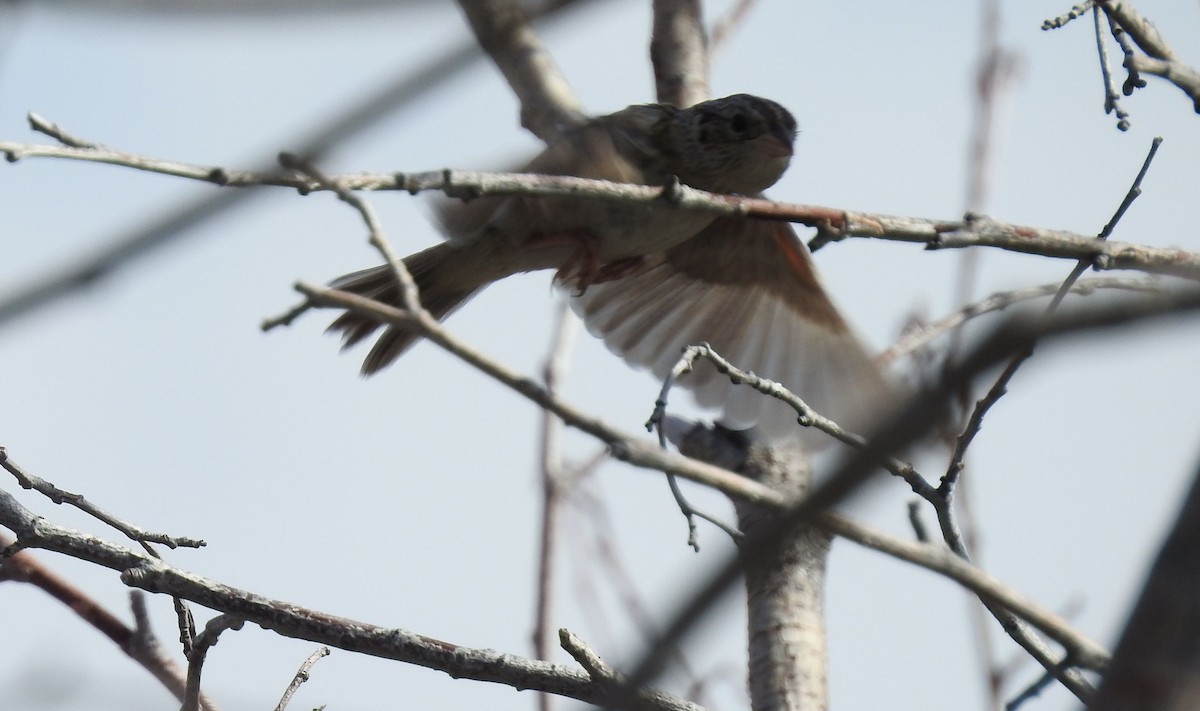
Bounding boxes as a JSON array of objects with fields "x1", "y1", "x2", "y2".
[
  {"x1": 650, "y1": 0, "x2": 709, "y2": 107},
  {"x1": 1125, "y1": 52, "x2": 1200, "y2": 110},
  {"x1": 908, "y1": 141, "x2": 1163, "y2": 702},
  {"x1": 1042, "y1": 2, "x2": 1095, "y2": 30},
  {"x1": 183, "y1": 615, "x2": 245, "y2": 711},
  {"x1": 456, "y1": 0, "x2": 586, "y2": 141},
  {"x1": 129, "y1": 592, "x2": 221, "y2": 711},
  {"x1": 5, "y1": 138, "x2": 1200, "y2": 282},
  {"x1": 1094, "y1": 5, "x2": 1132, "y2": 131},
  {"x1": 649, "y1": 343, "x2": 936, "y2": 500},
  {"x1": 3, "y1": 449, "x2": 205, "y2": 644},
  {"x1": 0, "y1": 486, "x2": 704, "y2": 711},
  {"x1": 559, "y1": 628, "x2": 619, "y2": 683},
  {"x1": 0, "y1": 449, "x2": 205, "y2": 551},
  {"x1": 942, "y1": 135, "x2": 1163, "y2": 495},
  {"x1": 817, "y1": 513, "x2": 1109, "y2": 670},
  {"x1": 14, "y1": 283, "x2": 1193, "y2": 707},
  {"x1": 0, "y1": 533, "x2": 219, "y2": 710},
  {"x1": 618, "y1": 285, "x2": 1200, "y2": 700},
  {"x1": 661, "y1": 463, "x2": 742, "y2": 551},
  {"x1": 650, "y1": 341, "x2": 1106, "y2": 695},
  {"x1": 1045, "y1": 0, "x2": 1200, "y2": 115},
  {"x1": 1098, "y1": 0, "x2": 1182, "y2": 63},
  {"x1": 534, "y1": 301, "x2": 576, "y2": 711},
  {"x1": 273, "y1": 647, "x2": 331, "y2": 711},
  {"x1": 291, "y1": 281, "x2": 788, "y2": 509},
  {"x1": 881, "y1": 276, "x2": 1163, "y2": 363},
  {"x1": 28, "y1": 112, "x2": 100, "y2": 149},
  {"x1": 677, "y1": 425, "x2": 830, "y2": 711}
]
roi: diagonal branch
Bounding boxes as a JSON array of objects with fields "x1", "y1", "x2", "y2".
[
  {"x1": 0, "y1": 533, "x2": 220, "y2": 711},
  {"x1": 0, "y1": 487, "x2": 704, "y2": 711},
  {"x1": 880, "y1": 276, "x2": 1164, "y2": 363},
  {"x1": 456, "y1": 0, "x2": 586, "y2": 141},
  {"x1": 292, "y1": 281, "x2": 788, "y2": 508},
  {"x1": 273, "y1": 647, "x2": 331, "y2": 711},
  {"x1": 650, "y1": 0, "x2": 710, "y2": 107},
  {"x1": 618, "y1": 285, "x2": 1200, "y2": 702},
  {"x1": 818, "y1": 512, "x2": 1108, "y2": 670},
  {"x1": 1, "y1": 449, "x2": 204, "y2": 551}
]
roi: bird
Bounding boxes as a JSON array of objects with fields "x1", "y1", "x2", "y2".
[{"x1": 326, "y1": 93, "x2": 888, "y2": 441}]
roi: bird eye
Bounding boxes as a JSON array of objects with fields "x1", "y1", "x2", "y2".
[{"x1": 730, "y1": 112, "x2": 749, "y2": 135}]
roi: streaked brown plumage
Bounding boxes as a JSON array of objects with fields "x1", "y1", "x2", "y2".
[{"x1": 327, "y1": 93, "x2": 888, "y2": 441}]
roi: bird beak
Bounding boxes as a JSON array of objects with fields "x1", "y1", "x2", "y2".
[{"x1": 754, "y1": 133, "x2": 794, "y2": 159}]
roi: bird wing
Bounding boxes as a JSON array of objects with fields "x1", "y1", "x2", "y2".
[{"x1": 571, "y1": 216, "x2": 891, "y2": 443}]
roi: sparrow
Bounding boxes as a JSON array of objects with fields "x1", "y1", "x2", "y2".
[{"x1": 327, "y1": 93, "x2": 887, "y2": 440}]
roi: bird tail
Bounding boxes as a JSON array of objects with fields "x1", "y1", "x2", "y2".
[{"x1": 325, "y1": 242, "x2": 484, "y2": 375}]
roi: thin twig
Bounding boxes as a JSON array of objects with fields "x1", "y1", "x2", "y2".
[
  {"x1": 566, "y1": 476, "x2": 703, "y2": 685},
  {"x1": 881, "y1": 277, "x2": 1162, "y2": 363},
  {"x1": 1005, "y1": 667, "x2": 1058, "y2": 710},
  {"x1": 0, "y1": 449, "x2": 205, "y2": 551},
  {"x1": 1041, "y1": 2, "x2": 1095, "y2": 30},
  {"x1": 1106, "y1": 13, "x2": 1146, "y2": 101},
  {"x1": 28, "y1": 112, "x2": 99, "y2": 148},
  {"x1": 648, "y1": 344, "x2": 934, "y2": 498},
  {"x1": 1045, "y1": 0, "x2": 1200, "y2": 114},
  {"x1": 559, "y1": 628, "x2": 619, "y2": 682},
  {"x1": 664, "y1": 472, "x2": 702, "y2": 551},
  {"x1": 1093, "y1": 4, "x2": 1131, "y2": 130},
  {"x1": 649, "y1": 365, "x2": 741, "y2": 548},
  {"x1": 273, "y1": 647, "x2": 331, "y2": 711},
  {"x1": 920, "y1": 137, "x2": 1164, "y2": 702},
  {"x1": 533, "y1": 300, "x2": 576, "y2": 711},
  {"x1": 708, "y1": 0, "x2": 757, "y2": 57},
  {"x1": 183, "y1": 614, "x2": 245, "y2": 711},
  {"x1": 942, "y1": 136, "x2": 1162, "y2": 494},
  {"x1": 1098, "y1": 136, "x2": 1161, "y2": 240}
]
